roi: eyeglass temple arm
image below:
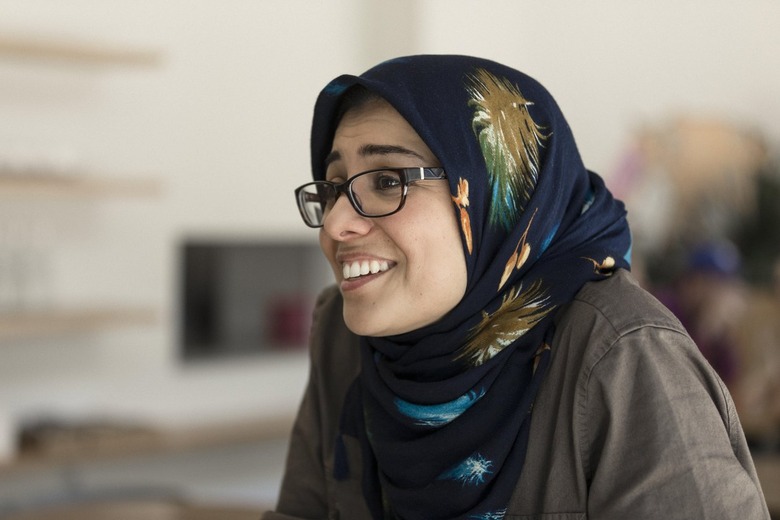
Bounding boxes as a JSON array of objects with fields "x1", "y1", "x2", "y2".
[{"x1": 406, "y1": 167, "x2": 447, "y2": 182}]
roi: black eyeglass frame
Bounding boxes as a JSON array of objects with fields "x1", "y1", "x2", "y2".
[{"x1": 294, "y1": 167, "x2": 447, "y2": 228}]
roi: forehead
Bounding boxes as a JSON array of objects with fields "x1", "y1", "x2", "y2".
[
  {"x1": 331, "y1": 98, "x2": 432, "y2": 157},
  {"x1": 335, "y1": 98, "x2": 415, "y2": 136}
]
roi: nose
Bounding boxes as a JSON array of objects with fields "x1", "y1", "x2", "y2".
[{"x1": 321, "y1": 192, "x2": 372, "y2": 240}]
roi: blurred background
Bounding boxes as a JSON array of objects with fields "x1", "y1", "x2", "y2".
[{"x1": 0, "y1": 0, "x2": 778, "y2": 518}]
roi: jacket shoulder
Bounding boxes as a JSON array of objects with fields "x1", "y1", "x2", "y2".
[{"x1": 564, "y1": 269, "x2": 687, "y2": 340}]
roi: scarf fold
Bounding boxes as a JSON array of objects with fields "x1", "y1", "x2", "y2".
[{"x1": 310, "y1": 55, "x2": 632, "y2": 520}]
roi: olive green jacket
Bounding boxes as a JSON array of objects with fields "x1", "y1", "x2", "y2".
[{"x1": 263, "y1": 270, "x2": 769, "y2": 519}]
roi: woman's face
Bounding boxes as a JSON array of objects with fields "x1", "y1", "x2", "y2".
[{"x1": 319, "y1": 98, "x2": 468, "y2": 337}]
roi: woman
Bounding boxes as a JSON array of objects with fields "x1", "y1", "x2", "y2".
[{"x1": 264, "y1": 55, "x2": 769, "y2": 519}]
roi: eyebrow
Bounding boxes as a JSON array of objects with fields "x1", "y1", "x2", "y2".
[{"x1": 324, "y1": 144, "x2": 427, "y2": 168}]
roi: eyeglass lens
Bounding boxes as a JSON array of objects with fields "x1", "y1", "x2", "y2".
[{"x1": 297, "y1": 169, "x2": 405, "y2": 227}]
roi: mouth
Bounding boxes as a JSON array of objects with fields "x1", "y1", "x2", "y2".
[{"x1": 342, "y1": 259, "x2": 391, "y2": 280}]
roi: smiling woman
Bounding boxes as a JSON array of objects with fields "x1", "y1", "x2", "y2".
[
  {"x1": 317, "y1": 97, "x2": 467, "y2": 337},
  {"x1": 266, "y1": 55, "x2": 770, "y2": 520}
]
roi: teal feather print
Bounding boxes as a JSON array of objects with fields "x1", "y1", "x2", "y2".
[
  {"x1": 467, "y1": 68, "x2": 548, "y2": 231},
  {"x1": 581, "y1": 185, "x2": 596, "y2": 214},
  {"x1": 323, "y1": 81, "x2": 349, "y2": 96},
  {"x1": 470, "y1": 510, "x2": 507, "y2": 520},
  {"x1": 540, "y1": 222, "x2": 559, "y2": 255},
  {"x1": 395, "y1": 388, "x2": 486, "y2": 427},
  {"x1": 438, "y1": 453, "x2": 493, "y2": 486}
]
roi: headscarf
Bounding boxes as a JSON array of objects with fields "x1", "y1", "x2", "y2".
[{"x1": 309, "y1": 55, "x2": 632, "y2": 520}]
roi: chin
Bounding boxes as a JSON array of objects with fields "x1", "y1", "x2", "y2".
[
  {"x1": 343, "y1": 313, "x2": 386, "y2": 337},
  {"x1": 342, "y1": 304, "x2": 399, "y2": 337}
]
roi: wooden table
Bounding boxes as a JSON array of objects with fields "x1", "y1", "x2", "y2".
[
  {"x1": 2, "y1": 500, "x2": 262, "y2": 520},
  {"x1": 1, "y1": 415, "x2": 293, "y2": 476}
]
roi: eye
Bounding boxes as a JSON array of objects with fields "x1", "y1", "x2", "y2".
[
  {"x1": 324, "y1": 165, "x2": 346, "y2": 184},
  {"x1": 373, "y1": 171, "x2": 403, "y2": 191}
]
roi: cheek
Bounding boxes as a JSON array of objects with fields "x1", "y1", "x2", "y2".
[
  {"x1": 439, "y1": 238, "x2": 468, "y2": 295},
  {"x1": 407, "y1": 223, "x2": 467, "y2": 293},
  {"x1": 437, "y1": 214, "x2": 469, "y2": 295}
]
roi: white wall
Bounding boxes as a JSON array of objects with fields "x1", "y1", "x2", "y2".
[
  {"x1": 0, "y1": 0, "x2": 367, "y2": 441},
  {"x1": 0, "y1": 0, "x2": 778, "y2": 449},
  {"x1": 413, "y1": 1, "x2": 780, "y2": 177}
]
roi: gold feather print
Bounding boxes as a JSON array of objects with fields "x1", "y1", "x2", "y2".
[
  {"x1": 457, "y1": 279, "x2": 554, "y2": 367},
  {"x1": 467, "y1": 68, "x2": 548, "y2": 231},
  {"x1": 499, "y1": 208, "x2": 538, "y2": 290},
  {"x1": 532, "y1": 343, "x2": 551, "y2": 375},
  {"x1": 452, "y1": 178, "x2": 473, "y2": 255},
  {"x1": 582, "y1": 255, "x2": 616, "y2": 276}
]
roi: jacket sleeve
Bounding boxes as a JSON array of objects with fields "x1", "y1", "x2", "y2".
[
  {"x1": 262, "y1": 286, "x2": 362, "y2": 520},
  {"x1": 581, "y1": 324, "x2": 770, "y2": 519},
  {"x1": 261, "y1": 327, "x2": 329, "y2": 519},
  {"x1": 262, "y1": 359, "x2": 328, "y2": 519}
]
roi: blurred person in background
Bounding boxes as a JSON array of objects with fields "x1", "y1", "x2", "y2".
[
  {"x1": 264, "y1": 55, "x2": 770, "y2": 519},
  {"x1": 654, "y1": 240, "x2": 746, "y2": 387},
  {"x1": 612, "y1": 113, "x2": 780, "y2": 454},
  {"x1": 733, "y1": 257, "x2": 780, "y2": 451}
]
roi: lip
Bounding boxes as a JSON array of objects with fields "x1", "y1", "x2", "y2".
[{"x1": 340, "y1": 269, "x2": 389, "y2": 292}]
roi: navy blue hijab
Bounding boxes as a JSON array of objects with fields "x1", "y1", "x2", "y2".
[{"x1": 310, "y1": 55, "x2": 632, "y2": 520}]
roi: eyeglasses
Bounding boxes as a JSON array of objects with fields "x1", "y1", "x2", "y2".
[{"x1": 294, "y1": 167, "x2": 447, "y2": 228}]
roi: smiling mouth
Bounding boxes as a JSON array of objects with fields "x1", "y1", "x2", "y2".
[{"x1": 342, "y1": 259, "x2": 391, "y2": 280}]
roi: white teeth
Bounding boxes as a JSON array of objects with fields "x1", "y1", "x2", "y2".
[
  {"x1": 342, "y1": 259, "x2": 391, "y2": 280},
  {"x1": 349, "y1": 263, "x2": 361, "y2": 278}
]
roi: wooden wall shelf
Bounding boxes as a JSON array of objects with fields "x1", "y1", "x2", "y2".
[
  {"x1": 0, "y1": 35, "x2": 162, "y2": 67},
  {"x1": 0, "y1": 175, "x2": 161, "y2": 198},
  {"x1": 0, "y1": 307, "x2": 158, "y2": 342}
]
